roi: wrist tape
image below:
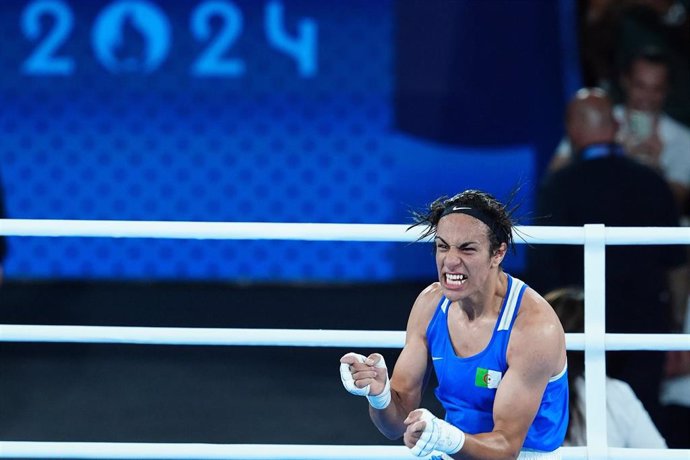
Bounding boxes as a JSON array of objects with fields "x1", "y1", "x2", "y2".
[
  {"x1": 366, "y1": 374, "x2": 391, "y2": 409},
  {"x1": 339, "y1": 352, "x2": 391, "y2": 409},
  {"x1": 410, "y1": 409, "x2": 465, "y2": 457}
]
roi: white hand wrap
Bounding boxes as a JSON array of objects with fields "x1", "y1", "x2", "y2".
[
  {"x1": 410, "y1": 409, "x2": 465, "y2": 457},
  {"x1": 339, "y1": 352, "x2": 391, "y2": 409}
]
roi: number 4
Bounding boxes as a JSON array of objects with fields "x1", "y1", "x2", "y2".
[{"x1": 265, "y1": 0, "x2": 317, "y2": 78}]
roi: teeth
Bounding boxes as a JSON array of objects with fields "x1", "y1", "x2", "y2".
[{"x1": 446, "y1": 274, "x2": 467, "y2": 284}]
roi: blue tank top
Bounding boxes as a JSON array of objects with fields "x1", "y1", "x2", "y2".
[{"x1": 426, "y1": 274, "x2": 568, "y2": 452}]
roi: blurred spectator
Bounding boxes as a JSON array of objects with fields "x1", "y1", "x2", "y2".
[
  {"x1": 577, "y1": 0, "x2": 620, "y2": 92},
  {"x1": 660, "y1": 298, "x2": 690, "y2": 448},
  {"x1": 545, "y1": 287, "x2": 667, "y2": 448},
  {"x1": 550, "y1": 48, "x2": 690, "y2": 212},
  {"x1": 578, "y1": 0, "x2": 690, "y2": 127},
  {"x1": 529, "y1": 88, "x2": 687, "y2": 430}
]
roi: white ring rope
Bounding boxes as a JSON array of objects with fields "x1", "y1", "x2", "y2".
[
  {"x1": 0, "y1": 442, "x2": 420, "y2": 460},
  {"x1": 3, "y1": 219, "x2": 690, "y2": 244},
  {"x1": 0, "y1": 442, "x2": 688, "y2": 460},
  {"x1": 0, "y1": 219, "x2": 419, "y2": 242},
  {"x1": 0, "y1": 325, "x2": 688, "y2": 351},
  {"x1": 0, "y1": 325, "x2": 406, "y2": 348},
  {"x1": 1, "y1": 220, "x2": 689, "y2": 460}
]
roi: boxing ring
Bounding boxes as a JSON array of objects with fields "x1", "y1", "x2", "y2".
[{"x1": 1, "y1": 219, "x2": 689, "y2": 460}]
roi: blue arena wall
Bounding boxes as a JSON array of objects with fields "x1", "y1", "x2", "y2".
[{"x1": 0, "y1": 0, "x2": 574, "y2": 281}]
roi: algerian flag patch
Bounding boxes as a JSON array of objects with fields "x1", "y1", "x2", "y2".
[{"x1": 475, "y1": 367, "x2": 502, "y2": 389}]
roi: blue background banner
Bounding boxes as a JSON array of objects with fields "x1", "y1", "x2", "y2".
[{"x1": 0, "y1": 0, "x2": 573, "y2": 281}]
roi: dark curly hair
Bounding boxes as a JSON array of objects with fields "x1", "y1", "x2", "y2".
[{"x1": 409, "y1": 189, "x2": 517, "y2": 256}]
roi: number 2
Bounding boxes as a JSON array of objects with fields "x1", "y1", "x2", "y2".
[
  {"x1": 190, "y1": 1, "x2": 245, "y2": 77},
  {"x1": 21, "y1": 0, "x2": 74, "y2": 75}
]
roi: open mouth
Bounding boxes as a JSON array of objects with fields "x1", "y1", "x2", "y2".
[{"x1": 445, "y1": 273, "x2": 467, "y2": 286}]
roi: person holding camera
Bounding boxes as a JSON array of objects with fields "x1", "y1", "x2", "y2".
[{"x1": 549, "y1": 47, "x2": 690, "y2": 211}]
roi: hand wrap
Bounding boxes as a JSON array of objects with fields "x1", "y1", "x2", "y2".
[
  {"x1": 339, "y1": 352, "x2": 391, "y2": 409},
  {"x1": 410, "y1": 409, "x2": 465, "y2": 457}
]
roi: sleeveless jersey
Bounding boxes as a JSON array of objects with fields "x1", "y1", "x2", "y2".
[{"x1": 426, "y1": 274, "x2": 568, "y2": 452}]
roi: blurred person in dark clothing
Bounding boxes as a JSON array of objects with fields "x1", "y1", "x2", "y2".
[
  {"x1": 550, "y1": 48, "x2": 690, "y2": 212},
  {"x1": 529, "y1": 88, "x2": 687, "y2": 431},
  {"x1": 577, "y1": 0, "x2": 690, "y2": 127},
  {"x1": 546, "y1": 287, "x2": 667, "y2": 448}
]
